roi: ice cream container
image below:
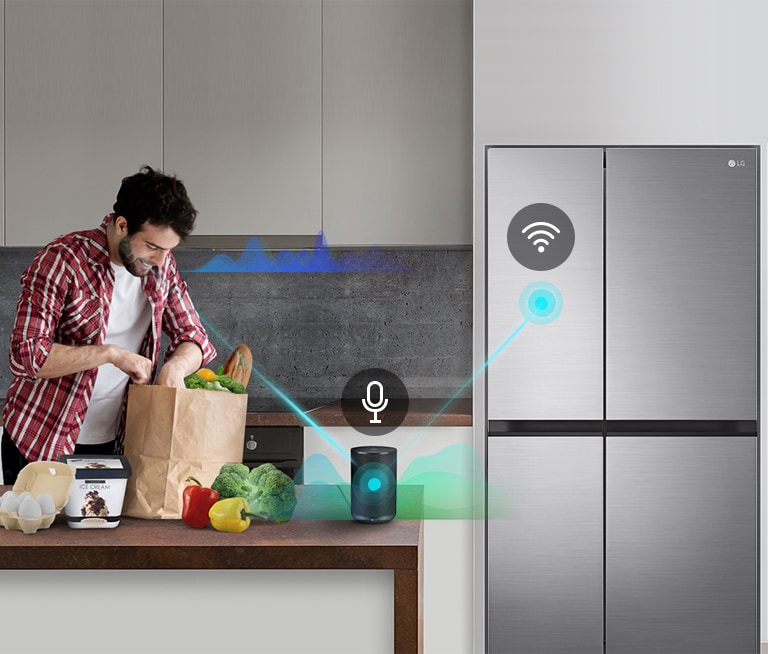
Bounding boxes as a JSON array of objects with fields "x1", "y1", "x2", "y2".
[{"x1": 58, "y1": 455, "x2": 132, "y2": 529}]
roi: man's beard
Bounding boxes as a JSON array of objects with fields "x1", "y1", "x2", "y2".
[{"x1": 118, "y1": 236, "x2": 153, "y2": 277}]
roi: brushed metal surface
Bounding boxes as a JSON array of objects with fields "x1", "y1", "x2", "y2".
[
  {"x1": 487, "y1": 436, "x2": 603, "y2": 653},
  {"x1": 605, "y1": 147, "x2": 758, "y2": 420},
  {"x1": 486, "y1": 147, "x2": 603, "y2": 420},
  {"x1": 606, "y1": 436, "x2": 758, "y2": 654}
]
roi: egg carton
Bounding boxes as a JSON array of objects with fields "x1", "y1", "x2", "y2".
[
  {"x1": 0, "y1": 510, "x2": 58, "y2": 534},
  {"x1": 0, "y1": 462, "x2": 75, "y2": 534}
]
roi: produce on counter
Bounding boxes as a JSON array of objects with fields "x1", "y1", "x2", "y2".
[
  {"x1": 184, "y1": 368, "x2": 246, "y2": 394},
  {"x1": 208, "y1": 497, "x2": 263, "y2": 533},
  {"x1": 181, "y1": 476, "x2": 220, "y2": 528},
  {"x1": 210, "y1": 462, "x2": 297, "y2": 523}
]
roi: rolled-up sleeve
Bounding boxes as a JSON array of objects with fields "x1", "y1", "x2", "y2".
[
  {"x1": 9, "y1": 248, "x2": 69, "y2": 378},
  {"x1": 161, "y1": 257, "x2": 217, "y2": 366}
]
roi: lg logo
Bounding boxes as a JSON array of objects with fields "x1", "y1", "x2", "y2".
[{"x1": 728, "y1": 159, "x2": 746, "y2": 168}]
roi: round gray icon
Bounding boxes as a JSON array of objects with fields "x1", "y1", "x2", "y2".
[
  {"x1": 341, "y1": 368, "x2": 409, "y2": 436},
  {"x1": 507, "y1": 203, "x2": 575, "y2": 271}
]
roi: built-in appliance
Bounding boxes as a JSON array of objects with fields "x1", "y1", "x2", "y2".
[
  {"x1": 242, "y1": 425, "x2": 303, "y2": 482},
  {"x1": 485, "y1": 147, "x2": 759, "y2": 653}
]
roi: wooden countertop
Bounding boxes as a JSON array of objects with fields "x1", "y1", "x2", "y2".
[
  {"x1": 246, "y1": 397, "x2": 472, "y2": 427},
  {"x1": 0, "y1": 484, "x2": 424, "y2": 652}
]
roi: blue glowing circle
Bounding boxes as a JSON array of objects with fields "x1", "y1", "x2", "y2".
[
  {"x1": 367, "y1": 477, "x2": 383, "y2": 492},
  {"x1": 519, "y1": 282, "x2": 563, "y2": 324}
]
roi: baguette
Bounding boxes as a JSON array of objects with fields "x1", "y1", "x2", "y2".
[{"x1": 222, "y1": 344, "x2": 253, "y2": 388}]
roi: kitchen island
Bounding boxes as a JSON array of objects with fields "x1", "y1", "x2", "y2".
[{"x1": 0, "y1": 484, "x2": 424, "y2": 654}]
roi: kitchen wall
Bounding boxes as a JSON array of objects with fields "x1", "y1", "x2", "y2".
[{"x1": 0, "y1": 246, "x2": 472, "y2": 409}]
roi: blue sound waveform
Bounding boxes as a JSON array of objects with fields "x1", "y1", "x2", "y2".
[{"x1": 183, "y1": 231, "x2": 409, "y2": 273}]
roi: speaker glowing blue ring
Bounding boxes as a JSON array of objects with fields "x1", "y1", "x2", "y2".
[
  {"x1": 355, "y1": 463, "x2": 396, "y2": 499},
  {"x1": 519, "y1": 281, "x2": 563, "y2": 324}
]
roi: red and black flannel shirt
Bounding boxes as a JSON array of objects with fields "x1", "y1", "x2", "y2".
[{"x1": 3, "y1": 214, "x2": 216, "y2": 462}]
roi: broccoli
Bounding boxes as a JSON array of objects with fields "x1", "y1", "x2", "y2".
[
  {"x1": 211, "y1": 463, "x2": 258, "y2": 502},
  {"x1": 210, "y1": 462, "x2": 297, "y2": 523},
  {"x1": 248, "y1": 463, "x2": 298, "y2": 523}
]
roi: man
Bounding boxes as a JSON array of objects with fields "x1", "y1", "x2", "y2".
[{"x1": 1, "y1": 165, "x2": 216, "y2": 485}]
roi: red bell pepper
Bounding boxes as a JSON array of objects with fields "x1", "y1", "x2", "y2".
[{"x1": 181, "y1": 476, "x2": 219, "y2": 528}]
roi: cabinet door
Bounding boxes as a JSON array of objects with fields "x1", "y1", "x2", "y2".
[
  {"x1": 487, "y1": 436, "x2": 603, "y2": 654},
  {"x1": 164, "y1": 0, "x2": 321, "y2": 237},
  {"x1": 322, "y1": 0, "x2": 472, "y2": 246},
  {"x1": 606, "y1": 436, "x2": 758, "y2": 654},
  {"x1": 5, "y1": 0, "x2": 162, "y2": 246},
  {"x1": 605, "y1": 147, "x2": 758, "y2": 420}
]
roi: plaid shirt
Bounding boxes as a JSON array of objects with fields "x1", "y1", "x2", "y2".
[{"x1": 3, "y1": 214, "x2": 216, "y2": 462}]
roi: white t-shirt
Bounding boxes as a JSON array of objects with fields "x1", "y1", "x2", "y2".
[{"x1": 77, "y1": 263, "x2": 152, "y2": 445}]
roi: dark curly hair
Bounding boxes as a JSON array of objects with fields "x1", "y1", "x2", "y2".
[{"x1": 113, "y1": 165, "x2": 198, "y2": 239}]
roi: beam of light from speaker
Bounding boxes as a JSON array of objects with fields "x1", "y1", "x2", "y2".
[
  {"x1": 198, "y1": 314, "x2": 351, "y2": 461},
  {"x1": 402, "y1": 317, "x2": 530, "y2": 453}
]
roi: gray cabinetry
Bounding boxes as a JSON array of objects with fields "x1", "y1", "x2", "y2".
[
  {"x1": 322, "y1": 0, "x2": 472, "y2": 246},
  {"x1": 487, "y1": 436, "x2": 603, "y2": 653},
  {"x1": 5, "y1": 0, "x2": 162, "y2": 246},
  {"x1": 163, "y1": 0, "x2": 321, "y2": 238},
  {"x1": 606, "y1": 436, "x2": 758, "y2": 654}
]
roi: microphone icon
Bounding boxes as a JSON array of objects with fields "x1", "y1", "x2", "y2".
[{"x1": 361, "y1": 380, "x2": 388, "y2": 424}]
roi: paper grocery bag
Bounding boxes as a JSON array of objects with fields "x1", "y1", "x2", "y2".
[{"x1": 122, "y1": 384, "x2": 247, "y2": 519}]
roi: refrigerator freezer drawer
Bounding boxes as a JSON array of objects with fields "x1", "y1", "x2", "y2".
[
  {"x1": 486, "y1": 147, "x2": 603, "y2": 421},
  {"x1": 605, "y1": 147, "x2": 758, "y2": 420},
  {"x1": 487, "y1": 436, "x2": 603, "y2": 653},
  {"x1": 606, "y1": 436, "x2": 758, "y2": 654}
]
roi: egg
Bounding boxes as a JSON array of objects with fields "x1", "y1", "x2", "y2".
[
  {"x1": 0, "y1": 491, "x2": 20, "y2": 513},
  {"x1": 17, "y1": 491, "x2": 34, "y2": 501},
  {"x1": 36, "y1": 493, "x2": 57, "y2": 515},
  {"x1": 18, "y1": 496, "x2": 43, "y2": 520}
]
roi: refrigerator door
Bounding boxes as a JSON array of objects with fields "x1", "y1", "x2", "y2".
[
  {"x1": 486, "y1": 147, "x2": 603, "y2": 420},
  {"x1": 487, "y1": 435, "x2": 603, "y2": 653},
  {"x1": 605, "y1": 147, "x2": 758, "y2": 420},
  {"x1": 606, "y1": 436, "x2": 758, "y2": 654}
]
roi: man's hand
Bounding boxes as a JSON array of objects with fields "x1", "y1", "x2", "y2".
[{"x1": 110, "y1": 348, "x2": 153, "y2": 385}]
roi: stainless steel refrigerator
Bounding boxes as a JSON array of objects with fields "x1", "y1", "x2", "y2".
[{"x1": 485, "y1": 147, "x2": 759, "y2": 654}]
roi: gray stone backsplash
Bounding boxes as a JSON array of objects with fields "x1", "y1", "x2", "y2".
[{"x1": 0, "y1": 246, "x2": 472, "y2": 413}]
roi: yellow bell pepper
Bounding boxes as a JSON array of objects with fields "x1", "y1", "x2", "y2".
[{"x1": 208, "y1": 497, "x2": 258, "y2": 533}]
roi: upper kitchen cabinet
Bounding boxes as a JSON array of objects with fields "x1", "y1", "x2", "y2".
[
  {"x1": 322, "y1": 0, "x2": 472, "y2": 247},
  {"x1": 163, "y1": 0, "x2": 322, "y2": 238},
  {"x1": 5, "y1": 0, "x2": 163, "y2": 247}
]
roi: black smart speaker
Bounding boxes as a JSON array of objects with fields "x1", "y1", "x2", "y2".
[{"x1": 350, "y1": 446, "x2": 397, "y2": 523}]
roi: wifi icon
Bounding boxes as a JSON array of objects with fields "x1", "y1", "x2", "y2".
[
  {"x1": 521, "y1": 221, "x2": 561, "y2": 253},
  {"x1": 507, "y1": 203, "x2": 575, "y2": 272}
]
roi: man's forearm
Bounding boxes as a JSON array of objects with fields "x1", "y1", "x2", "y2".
[
  {"x1": 35, "y1": 343, "x2": 115, "y2": 378},
  {"x1": 36, "y1": 342, "x2": 153, "y2": 384},
  {"x1": 164, "y1": 341, "x2": 204, "y2": 376}
]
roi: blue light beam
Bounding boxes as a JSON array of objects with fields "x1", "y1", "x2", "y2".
[
  {"x1": 402, "y1": 317, "x2": 530, "y2": 453},
  {"x1": 198, "y1": 315, "x2": 351, "y2": 461}
]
